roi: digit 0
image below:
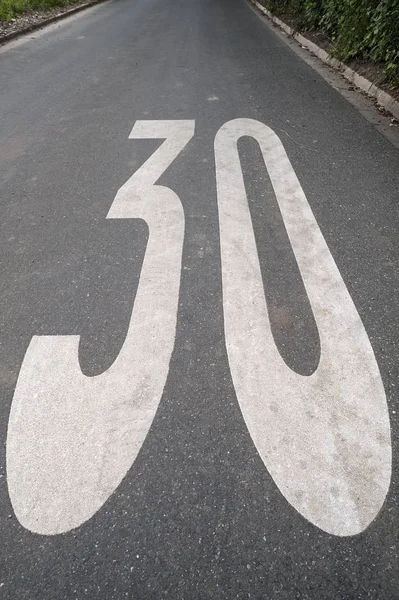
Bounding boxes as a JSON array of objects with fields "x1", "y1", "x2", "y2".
[{"x1": 215, "y1": 118, "x2": 391, "y2": 536}]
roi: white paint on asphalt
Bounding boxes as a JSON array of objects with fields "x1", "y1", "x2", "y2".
[
  {"x1": 7, "y1": 120, "x2": 195, "y2": 535},
  {"x1": 215, "y1": 118, "x2": 392, "y2": 536}
]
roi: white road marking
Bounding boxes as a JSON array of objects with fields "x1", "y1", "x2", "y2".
[
  {"x1": 215, "y1": 118, "x2": 392, "y2": 536},
  {"x1": 6, "y1": 120, "x2": 195, "y2": 535}
]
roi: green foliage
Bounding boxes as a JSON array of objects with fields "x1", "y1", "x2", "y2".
[
  {"x1": 0, "y1": 0, "x2": 79, "y2": 21},
  {"x1": 260, "y1": 0, "x2": 399, "y2": 86},
  {"x1": 367, "y1": 0, "x2": 399, "y2": 81}
]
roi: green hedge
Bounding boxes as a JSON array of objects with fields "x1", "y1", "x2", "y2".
[{"x1": 263, "y1": 0, "x2": 399, "y2": 86}]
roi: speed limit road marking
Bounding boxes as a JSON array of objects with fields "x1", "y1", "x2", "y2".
[{"x1": 6, "y1": 119, "x2": 392, "y2": 537}]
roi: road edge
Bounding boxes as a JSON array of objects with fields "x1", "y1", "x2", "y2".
[
  {"x1": 251, "y1": 0, "x2": 399, "y2": 121},
  {"x1": 0, "y1": 0, "x2": 108, "y2": 45}
]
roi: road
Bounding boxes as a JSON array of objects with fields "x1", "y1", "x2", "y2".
[{"x1": 1, "y1": 0, "x2": 399, "y2": 597}]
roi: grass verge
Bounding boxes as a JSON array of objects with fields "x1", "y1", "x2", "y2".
[{"x1": 0, "y1": 0, "x2": 81, "y2": 21}]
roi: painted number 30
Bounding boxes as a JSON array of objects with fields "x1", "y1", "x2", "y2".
[{"x1": 6, "y1": 119, "x2": 392, "y2": 538}]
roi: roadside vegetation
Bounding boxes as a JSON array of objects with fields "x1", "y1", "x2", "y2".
[
  {"x1": 0, "y1": 0, "x2": 80, "y2": 21},
  {"x1": 259, "y1": 0, "x2": 399, "y2": 87}
]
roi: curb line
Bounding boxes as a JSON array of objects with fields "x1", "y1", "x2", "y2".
[
  {"x1": 0, "y1": 0, "x2": 107, "y2": 45},
  {"x1": 252, "y1": 0, "x2": 399, "y2": 121}
]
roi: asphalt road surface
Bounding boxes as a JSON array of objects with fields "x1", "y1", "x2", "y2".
[{"x1": 1, "y1": 0, "x2": 399, "y2": 597}]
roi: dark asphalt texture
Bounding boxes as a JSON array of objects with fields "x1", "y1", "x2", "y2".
[{"x1": 1, "y1": 0, "x2": 399, "y2": 597}]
